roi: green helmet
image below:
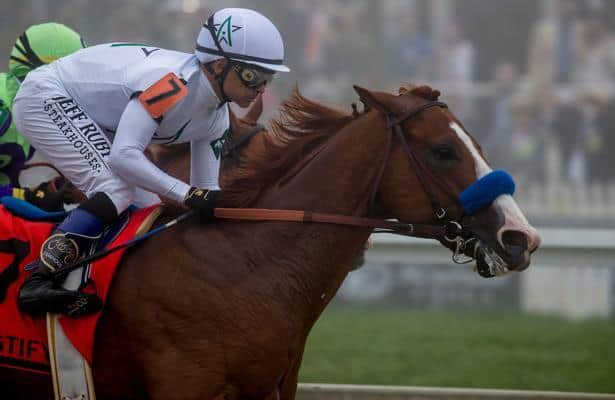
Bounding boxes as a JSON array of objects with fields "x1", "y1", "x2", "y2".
[{"x1": 9, "y1": 22, "x2": 86, "y2": 80}]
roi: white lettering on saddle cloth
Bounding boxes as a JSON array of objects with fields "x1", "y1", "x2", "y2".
[{"x1": 43, "y1": 97, "x2": 112, "y2": 174}]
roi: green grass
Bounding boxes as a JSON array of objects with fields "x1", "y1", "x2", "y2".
[{"x1": 299, "y1": 305, "x2": 615, "y2": 393}]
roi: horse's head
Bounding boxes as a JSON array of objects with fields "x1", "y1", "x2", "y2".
[{"x1": 353, "y1": 84, "x2": 540, "y2": 276}]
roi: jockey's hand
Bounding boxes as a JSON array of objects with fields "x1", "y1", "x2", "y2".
[
  {"x1": 24, "y1": 187, "x2": 65, "y2": 212},
  {"x1": 34, "y1": 176, "x2": 86, "y2": 205},
  {"x1": 184, "y1": 187, "x2": 219, "y2": 220}
]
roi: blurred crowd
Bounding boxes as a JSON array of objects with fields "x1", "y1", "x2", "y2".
[
  {"x1": 274, "y1": 0, "x2": 615, "y2": 187},
  {"x1": 2, "y1": 0, "x2": 615, "y2": 187},
  {"x1": 266, "y1": 0, "x2": 615, "y2": 187}
]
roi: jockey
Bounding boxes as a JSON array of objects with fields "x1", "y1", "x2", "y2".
[
  {"x1": 0, "y1": 22, "x2": 85, "y2": 210},
  {"x1": 13, "y1": 8, "x2": 289, "y2": 316}
]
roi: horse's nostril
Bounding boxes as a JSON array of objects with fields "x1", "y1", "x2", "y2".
[
  {"x1": 500, "y1": 230, "x2": 531, "y2": 271},
  {"x1": 502, "y1": 230, "x2": 528, "y2": 251}
]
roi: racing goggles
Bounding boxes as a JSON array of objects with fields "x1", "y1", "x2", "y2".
[{"x1": 232, "y1": 63, "x2": 275, "y2": 89}]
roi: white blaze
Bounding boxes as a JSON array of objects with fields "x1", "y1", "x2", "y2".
[
  {"x1": 450, "y1": 122, "x2": 491, "y2": 177},
  {"x1": 449, "y1": 122, "x2": 541, "y2": 251}
]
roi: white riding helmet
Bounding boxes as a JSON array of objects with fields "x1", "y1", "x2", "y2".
[{"x1": 195, "y1": 8, "x2": 290, "y2": 72}]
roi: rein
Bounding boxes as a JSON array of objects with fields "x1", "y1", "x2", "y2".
[
  {"x1": 214, "y1": 100, "x2": 463, "y2": 241},
  {"x1": 213, "y1": 207, "x2": 449, "y2": 239},
  {"x1": 53, "y1": 99, "x2": 487, "y2": 277},
  {"x1": 53, "y1": 205, "x2": 455, "y2": 279},
  {"x1": 208, "y1": 99, "x2": 477, "y2": 264}
]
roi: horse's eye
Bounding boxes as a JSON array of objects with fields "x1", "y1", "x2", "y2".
[{"x1": 431, "y1": 145, "x2": 458, "y2": 161}]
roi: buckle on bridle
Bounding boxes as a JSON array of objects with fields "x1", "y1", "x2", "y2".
[{"x1": 436, "y1": 208, "x2": 447, "y2": 220}]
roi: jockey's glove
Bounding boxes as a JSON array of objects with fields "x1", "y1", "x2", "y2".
[
  {"x1": 0, "y1": 185, "x2": 65, "y2": 212},
  {"x1": 23, "y1": 187, "x2": 66, "y2": 212},
  {"x1": 184, "y1": 187, "x2": 219, "y2": 220},
  {"x1": 35, "y1": 176, "x2": 84, "y2": 205}
]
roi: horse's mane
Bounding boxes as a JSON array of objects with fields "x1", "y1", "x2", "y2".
[
  {"x1": 219, "y1": 84, "x2": 440, "y2": 207},
  {"x1": 220, "y1": 87, "x2": 354, "y2": 206}
]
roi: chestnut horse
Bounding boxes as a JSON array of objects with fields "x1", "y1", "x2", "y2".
[{"x1": 6, "y1": 85, "x2": 540, "y2": 399}]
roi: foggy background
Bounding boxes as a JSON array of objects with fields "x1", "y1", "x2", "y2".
[
  {"x1": 1, "y1": 1, "x2": 614, "y2": 390},
  {"x1": 3, "y1": 0, "x2": 615, "y2": 227}
]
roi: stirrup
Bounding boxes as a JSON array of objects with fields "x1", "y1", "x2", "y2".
[
  {"x1": 64, "y1": 292, "x2": 103, "y2": 317},
  {"x1": 18, "y1": 272, "x2": 103, "y2": 317},
  {"x1": 20, "y1": 293, "x2": 103, "y2": 317}
]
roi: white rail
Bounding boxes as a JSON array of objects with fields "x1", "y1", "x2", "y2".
[
  {"x1": 362, "y1": 227, "x2": 615, "y2": 319},
  {"x1": 369, "y1": 227, "x2": 615, "y2": 267},
  {"x1": 517, "y1": 182, "x2": 615, "y2": 220},
  {"x1": 297, "y1": 383, "x2": 615, "y2": 400}
]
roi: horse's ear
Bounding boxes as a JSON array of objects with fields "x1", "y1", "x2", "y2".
[
  {"x1": 353, "y1": 85, "x2": 378, "y2": 110},
  {"x1": 243, "y1": 94, "x2": 263, "y2": 124},
  {"x1": 353, "y1": 85, "x2": 386, "y2": 113},
  {"x1": 353, "y1": 85, "x2": 403, "y2": 114}
]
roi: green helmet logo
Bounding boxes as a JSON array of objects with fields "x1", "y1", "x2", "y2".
[{"x1": 9, "y1": 22, "x2": 86, "y2": 80}]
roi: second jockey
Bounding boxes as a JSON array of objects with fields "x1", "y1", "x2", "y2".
[
  {"x1": 0, "y1": 22, "x2": 85, "y2": 209},
  {"x1": 13, "y1": 8, "x2": 289, "y2": 316}
]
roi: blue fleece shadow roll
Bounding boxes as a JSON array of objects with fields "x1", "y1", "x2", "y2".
[{"x1": 459, "y1": 170, "x2": 515, "y2": 215}]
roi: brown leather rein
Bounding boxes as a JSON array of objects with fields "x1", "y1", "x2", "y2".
[
  {"x1": 213, "y1": 207, "x2": 446, "y2": 239},
  {"x1": 30, "y1": 102, "x2": 466, "y2": 244},
  {"x1": 49, "y1": 101, "x2": 479, "y2": 278},
  {"x1": 212, "y1": 100, "x2": 466, "y2": 242}
]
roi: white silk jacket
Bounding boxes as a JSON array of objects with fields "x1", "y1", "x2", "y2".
[{"x1": 51, "y1": 43, "x2": 229, "y2": 202}]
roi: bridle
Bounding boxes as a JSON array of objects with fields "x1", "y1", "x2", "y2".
[
  {"x1": 364, "y1": 99, "x2": 476, "y2": 263},
  {"x1": 52, "y1": 100, "x2": 487, "y2": 278},
  {"x1": 214, "y1": 100, "x2": 479, "y2": 264},
  {"x1": 361, "y1": 99, "x2": 519, "y2": 274},
  {"x1": 367, "y1": 100, "x2": 454, "y2": 218}
]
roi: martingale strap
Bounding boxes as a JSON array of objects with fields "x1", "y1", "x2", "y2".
[{"x1": 459, "y1": 170, "x2": 515, "y2": 215}]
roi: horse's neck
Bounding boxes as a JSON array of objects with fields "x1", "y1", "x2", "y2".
[
  {"x1": 178, "y1": 113, "x2": 385, "y2": 330},
  {"x1": 262, "y1": 113, "x2": 385, "y2": 215},
  {"x1": 243, "y1": 113, "x2": 384, "y2": 319}
]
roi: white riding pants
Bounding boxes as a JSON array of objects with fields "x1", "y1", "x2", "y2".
[{"x1": 12, "y1": 68, "x2": 160, "y2": 214}]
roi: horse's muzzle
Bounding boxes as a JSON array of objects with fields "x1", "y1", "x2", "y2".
[{"x1": 500, "y1": 229, "x2": 532, "y2": 271}]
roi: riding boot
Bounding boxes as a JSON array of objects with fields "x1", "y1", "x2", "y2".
[{"x1": 18, "y1": 207, "x2": 107, "y2": 316}]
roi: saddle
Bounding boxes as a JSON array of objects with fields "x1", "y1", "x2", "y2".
[{"x1": 0, "y1": 198, "x2": 162, "y2": 399}]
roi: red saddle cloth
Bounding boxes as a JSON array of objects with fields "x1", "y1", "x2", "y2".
[{"x1": 0, "y1": 205, "x2": 160, "y2": 374}]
